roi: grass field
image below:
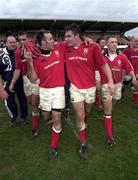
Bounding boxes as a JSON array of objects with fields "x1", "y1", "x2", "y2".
[{"x1": 0, "y1": 89, "x2": 138, "y2": 180}]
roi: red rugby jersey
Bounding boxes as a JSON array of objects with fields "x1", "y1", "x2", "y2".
[
  {"x1": 15, "y1": 47, "x2": 27, "y2": 76},
  {"x1": 123, "y1": 47, "x2": 138, "y2": 74},
  {"x1": 65, "y1": 42, "x2": 106, "y2": 89},
  {"x1": 34, "y1": 44, "x2": 65, "y2": 88},
  {"x1": 100, "y1": 53, "x2": 133, "y2": 84},
  {"x1": 15, "y1": 42, "x2": 40, "y2": 76}
]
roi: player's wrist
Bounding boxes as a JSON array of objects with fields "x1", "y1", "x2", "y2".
[
  {"x1": 108, "y1": 80, "x2": 114, "y2": 85},
  {"x1": 11, "y1": 79, "x2": 16, "y2": 84}
]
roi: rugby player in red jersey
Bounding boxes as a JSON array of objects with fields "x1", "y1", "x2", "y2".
[
  {"x1": 9, "y1": 31, "x2": 40, "y2": 137},
  {"x1": 123, "y1": 36, "x2": 138, "y2": 106},
  {"x1": 64, "y1": 24, "x2": 114, "y2": 158},
  {"x1": 100, "y1": 37, "x2": 138, "y2": 146},
  {"x1": 26, "y1": 31, "x2": 65, "y2": 159}
]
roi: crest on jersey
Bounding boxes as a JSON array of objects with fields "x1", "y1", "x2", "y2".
[
  {"x1": 55, "y1": 50, "x2": 60, "y2": 57},
  {"x1": 117, "y1": 60, "x2": 121, "y2": 65},
  {"x1": 84, "y1": 48, "x2": 88, "y2": 54}
]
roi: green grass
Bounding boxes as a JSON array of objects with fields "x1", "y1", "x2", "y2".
[{"x1": 0, "y1": 89, "x2": 138, "y2": 180}]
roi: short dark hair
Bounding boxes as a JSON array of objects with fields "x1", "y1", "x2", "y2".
[
  {"x1": 18, "y1": 31, "x2": 30, "y2": 38},
  {"x1": 65, "y1": 23, "x2": 81, "y2": 35},
  {"x1": 36, "y1": 30, "x2": 45, "y2": 46},
  {"x1": 36, "y1": 30, "x2": 50, "y2": 46},
  {"x1": 107, "y1": 36, "x2": 117, "y2": 41},
  {"x1": 96, "y1": 38, "x2": 105, "y2": 44}
]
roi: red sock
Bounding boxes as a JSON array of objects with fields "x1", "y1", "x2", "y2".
[
  {"x1": 133, "y1": 92, "x2": 138, "y2": 105},
  {"x1": 104, "y1": 115, "x2": 112, "y2": 138},
  {"x1": 96, "y1": 94, "x2": 102, "y2": 109},
  {"x1": 50, "y1": 127, "x2": 61, "y2": 149},
  {"x1": 79, "y1": 129, "x2": 86, "y2": 144},
  {"x1": 32, "y1": 112, "x2": 39, "y2": 130}
]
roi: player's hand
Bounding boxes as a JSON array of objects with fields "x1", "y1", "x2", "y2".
[
  {"x1": 25, "y1": 52, "x2": 33, "y2": 63},
  {"x1": 9, "y1": 81, "x2": 15, "y2": 93},
  {"x1": 0, "y1": 89, "x2": 9, "y2": 101},
  {"x1": 83, "y1": 36, "x2": 94, "y2": 46},
  {"x1": 108, "y1": 82, "x2": 115, "y2": 95},
  {"x1": 25, "y1": 42, "x2": 40, "y2": 59},
  {"x1": 132, "y1": 78, "x2": 138, "y2": 88}
]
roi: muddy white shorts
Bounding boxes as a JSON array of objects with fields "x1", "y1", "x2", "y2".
[
  {"x1": 101, "y1": 82, "x2": 122, "y2": 101},
  {"x1": 70, "y1": 84, "x2": 96, "y2": 103},
  {"x1": 39, "y1": 86, "x2": 65, "y2": 111},
  {"x1": 23, "y1": 76, "x2": 39, "y2": 96}
]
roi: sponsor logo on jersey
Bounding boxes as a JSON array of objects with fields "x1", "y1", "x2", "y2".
[
  {"x1": 44, "y1": 60, "x2": 60, "y2": 70},
  {"x1": 69, "y1": 56, "x2": 87, "y2": 61},
  {"x1": 131, "y1": 55, "x2": 138, "y2": 59}
]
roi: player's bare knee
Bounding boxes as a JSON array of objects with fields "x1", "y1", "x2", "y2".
[
  {"x1": 53, "y1": 119, "x2": 61, "y2": 130},
  {"x1": 77, "y1": 110, "x2": 85, "y2": 122},
  {"x1": 76, "y1": 121, "x2": 86, "y2": 132}
]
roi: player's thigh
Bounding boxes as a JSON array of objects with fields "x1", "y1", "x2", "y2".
[
  {"x1": 51, "y1": 87, "x2": 65, "y2": 109},
  {"x1": 113, "y1": 83, "x2": 122, "y2": 100},
  {"x1": 39, "y1": 88, "x2": 51, "y2": 111},
  {"x1": 85, "y1": 86, "x2": 96, "y2": 104}
]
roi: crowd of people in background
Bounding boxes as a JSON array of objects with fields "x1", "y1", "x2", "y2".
[{"x1": 0, "y1": 24, "x2": 138, "y2": 160}]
